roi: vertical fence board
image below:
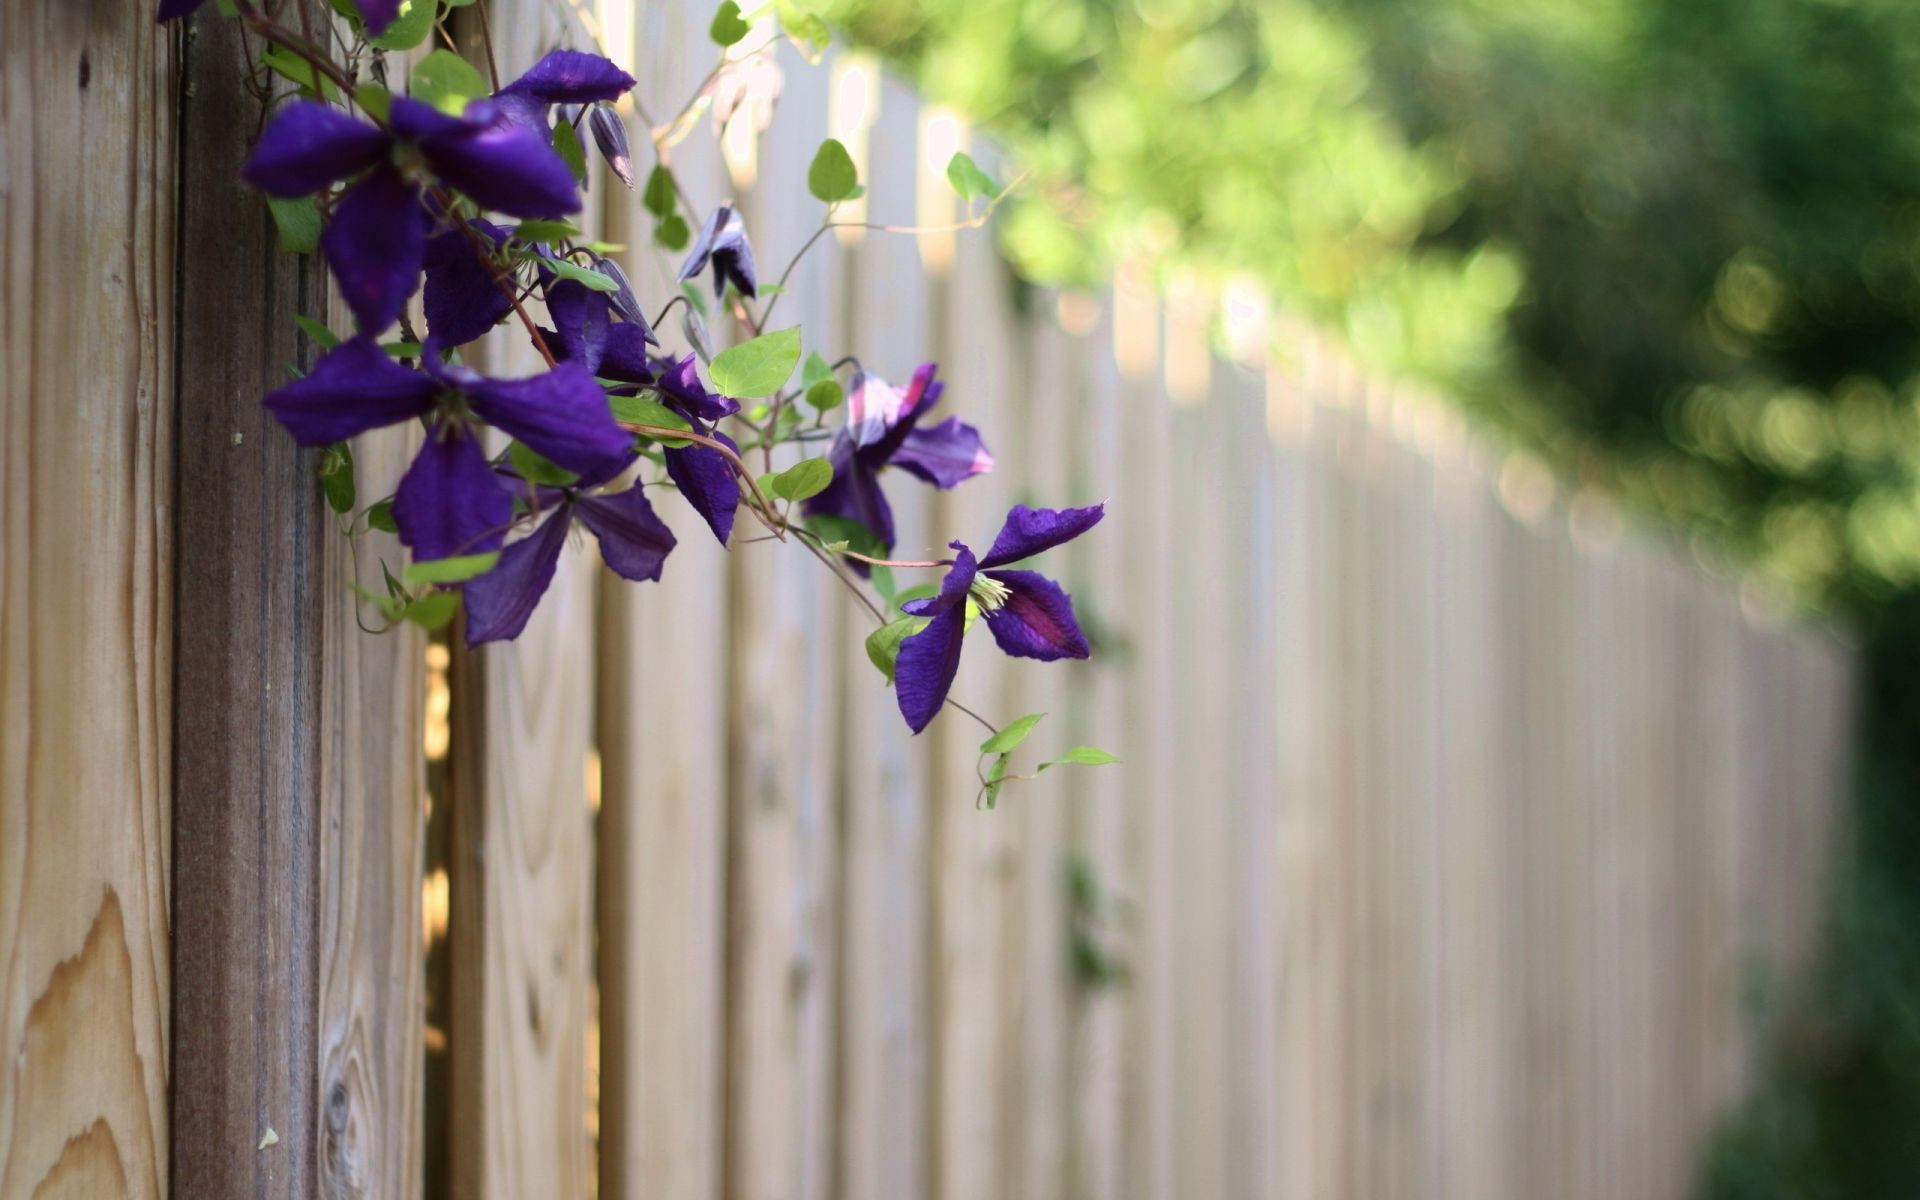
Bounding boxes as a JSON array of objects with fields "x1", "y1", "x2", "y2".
[{"x1": 1, "y1": 7, "x2": 174, "y2": 1196}]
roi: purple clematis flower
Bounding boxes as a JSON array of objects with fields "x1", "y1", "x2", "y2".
[
  {"x1": 802, "y1": 364, "x2": 992, "y2": 566},
  {"x1": 423, "y1": 218, "x2": 513, "y2": 347},
  {"x1": 243, "y1": 97, "x2": 580, "y2": 333},
  {"x1": 261, "y1": 336, "x2": 633, "y2": 561},
  {"x1": 892, "y1": 503, "x2": 1104, "y2": 734},
  {"x1": 678, "y1": 205, "x2": 758, "y2": 300},
  {"x1": 463, "y1": 477, "x2": 674, "y2": 645},
  {"x1": 158, "y1": 0, "x2": 400, "y2": 32}
]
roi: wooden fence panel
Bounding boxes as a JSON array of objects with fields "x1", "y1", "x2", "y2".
[{"x1": 0, "y1": 8, "x2": 174, "y2": 1196}]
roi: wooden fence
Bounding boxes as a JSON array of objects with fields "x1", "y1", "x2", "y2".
[{"x1": 0, "y1": 1, "x2": 1858, "y2": 1197}]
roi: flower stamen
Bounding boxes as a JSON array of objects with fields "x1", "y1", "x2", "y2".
[{"x1": 969, "y1": 574, "x2": 1010, "y2": 613}]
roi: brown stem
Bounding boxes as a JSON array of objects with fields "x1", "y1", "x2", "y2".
[
  {"x1": 618, "y1": 422, "x2": 784, "y2": 539},
  {"x1": 473, "y1": 0, "x2": 503, "y2": 93}
]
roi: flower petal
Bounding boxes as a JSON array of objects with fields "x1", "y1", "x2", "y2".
[
  {"x1": 662, "y1": 431, "x2": 741, "y2": 546},
  {"x1": 894, "y1": 547, "x2": 978, "y2": 734},
  {"x1": 423, "y1": 219, "x2": 512, "y2": 346},
  {"x1": 678, "y1": 205, "x2": 757, "y2": 297},
  {"x1": 597, "y1": 324, "x2": 659, "y2": 384},
  {"x1": 463, "y1": 362, "x2": 632, "y2": 477},
  {"x1": 242, "y1": 101, "x2": 390, "y2": 197},
  {"x1": 976, "y1": 502, "x2": 1106, "y2": 570},
  {"x1": 399, "y1": 97, "x2": 581, "y2": 219},
  {"x1": 392, "y1": 424, "x2": 513, "y2": 562},
  {"x1": 802, "y1": 447, "x2": 895, "y2": 560},
  {"x1": 321, "y1": 165, "x2": 428, "y2": 334},
  {"x1": 501, "y1": 49, "x2": 637, "y2": 104},
  {"x1": 262, "y1": 336, "x2": 438, "y2": 445},
  {"x1": 890, "y1": 417, "x2": 994, "y2": 489},
  {"x1": 980, "y1": 569, "x2": 1091, "y2": 661},
  {"x1": 354, "y1": 0, "x2": 404, "y2": 36},
  {"x1": 545, "y1": 280, "x2": 611, "y2": 375},
  {"x1": 577, "y1": 486, "x2": 676, "y2": 582},
  {"x1": 656, "y1": 353, "x2": 739, "y2": 423},
  {"x1": 463, "y1": 506, "x2": 570, "y2": 645},
  {"x1": 588, "y1": 104, "x2": 635, "y2": 187},
  {"x1": 900, "y1": 543, "x2": 977, "y2": 617},
  {"x1": 158, "y1": 0, "x2": 211, "y2": 21}
]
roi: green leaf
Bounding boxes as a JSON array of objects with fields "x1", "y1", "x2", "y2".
[
  {"x1": 404, "y1": 552, "x2": 501, "y2": 585},
  {"x1": 804, "y1": 379, "x2": 844, "y2": 411},
  {"x1": 514, "y1": 219, "x2": 581, "y2": 245},
  {"x1": 546, "y1": 255, "x2": 621, "y2": 292},
  {"x1": 261, "y1": 44, "x2": 340, "y2": 100},
  {"x1": 381, "y1": 340, "x2": 424, "y2": 358},
  {"x1": 769, "y1": 457, "x2": 833, "y2": 502},
  {"x1": 1038, "y1": 746, "x2": 1121, "y2": 771},
  {"x1": 369, "y1": 0, "x2": 435, "y2": 50},
  {"x1": 350, "y1": 581, "x2": 405, "y2": 621},
  {"x1": 801, "y1": 351, "x2": 834, "y2": 388},
  {"x1": 508, "y1": 440, "x2": 579, "y2": 487},
  {"x1": 266, "y1": 195, "x2": 321, "y2": 254},
  {"x1": 709, "y1": 0, "x2": 749, "y2": 46},
  {"x1": 982, "y1": 753, "x2": 1010, "y2": 808},
  {"x1": 552, "y1": 117, "x2": 587, "y2": 182},
  {"x1": 643, "y1": 165, "x2": 677, "y2": 218},
  {"x1": 891, "y1": 583, "x2": 939, "y2": 610},
  {"x1": 710, "y1": 327, "x2": 801, "y2": 398},
  {"x1": 410, "y1": 49, "x2": 488, "y2": 115},
  {"x1": 946, "y1": 151, "x2": 997, "y2": 202},
  {"x1": 366, "y1": 498, "x2": 399, "y2": 534},
  {"x1": 654, "y1": 214, "x2": 691, "y2": 251},
  {"x1": 319, "y1": 443, "x2": 355, "y2": 514},
  {"x1": 609, "y1": 393, "x2": 693, "y2": 447},
  {"x1": 777, "y1": 0, "x2": 830, "y2": 60},
  {"x1": 293, "y1": 314, "x2": 339, "y2": 349},
  {"x1": 353, "y1": 83, "x2": 393, "y2": 123},
  {"x1": 981, "y1": 712, "x2": 1046, "y2": 755},
  {"x1": 807, "y1": 138, "x2": 859, "y2": 203},
  {"x1": 865, "y1": 616, "x2": 927, "y2": 683},
  {"x1": 399, "y1": 590, "x2": 461, "y2": 630}
]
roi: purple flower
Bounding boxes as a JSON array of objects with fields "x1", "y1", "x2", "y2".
[
  {"x1": 423, "y1": 218, "x2": 512, "y2": 347},
  {"x1": 463, "y1": 479, "x2": 674, "y2": 645},
  {"x1": 892, "y1": 504, "x2": 1103, "y2": 734},
  {"x1": 243, "y1": 97, "x2": 579, "y2": 333},
  {"x1": 499, "y1": 50, "x2": 637, "y2": 105},
  {"x1": 678, "y1": 205, "x2": 758, "y2": 299},
  {"x1": 261, "y1": 336, "x2": 633, "y2": 561},
  {"x1": 589, "y1": 104, "x2": 635, "y2": 188},
  {"x1": 802, "y1": 364, "x2": 993, "y2": 565},
  {"x1": 158, "y1": 0, "x2": 399, "y2": 31}
]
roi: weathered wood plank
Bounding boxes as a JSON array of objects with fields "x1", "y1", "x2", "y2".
[{"x1": 0, "y1": 6, "x2": 175, "y2": 1197}]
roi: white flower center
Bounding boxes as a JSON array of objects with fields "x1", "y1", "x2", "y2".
[{"x1": 969, "y1": 575, "x2": 1010, "y2": 613}]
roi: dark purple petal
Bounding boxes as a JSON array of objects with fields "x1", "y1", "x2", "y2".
[
  {"x1": 262, "y1": 336, "x2": 439, "y2": 445},
  {"x1": 545, "y1": 280, "x2": 611, "y2": 375},
  {"x1": 463, "y1": 506, "x2": 570, "y2": 645},
  {"x1": 392, "y1": 424, "x2": 513, "y2": 562},
  {"x1": 893, "y1": 546, "x2": 979, "y2": 734},
  {"x1": 577, "y1": 486, "x2": 676, "y2": 582},
  {"x1": 593, "y1": 256, "x2": 653, "y2": 337},
  {"x1": 158, "y1": 0, "x2": 211, "y2": 22},
  {"x1": 397, "y1": 97, "x2": 581, "y2": 219},
  {"x1": 976, "y1": 503, "x2": 1106, "y2": 570},
  {"x1": 890, "y1": 417, "x2": 994, "y2": 489},
  {"x1": 588, "y1": 105, "x2": 635, "y2": 187},
  {"x1": 322, "y1": 165, "x2": 428, "y2": 334},
  {"x1": 655, "y1": 353, "x2": 738, "y2": 422},
  {"x1": 463, "y1": 361, "x2": 631, "y2": 476},
  {"x1": 900, "y1": 543, "x2": 976, "y2": 617},
  {"x1": 242, "y1": 101, "x2": 390, "y2": 197},
  {"x1": 598, "y1": 324, "x2": 659, "y2": 384},
  {"x1": 802, "y1": 446, "x2": 895, "y2": 559},
  {"x1": 662, "y1": 432, "x2": 741, "y2": 546},
  {"x1": 980, "y1": 569, "x2": 1091, "y2": 661},
  {"x1": 354, "y1": 0, "x2": 404, "y2": 36},
  {"x1": 677, "y1": 205, "x2": 757, "y2": 298},
  {"x1": 423, "y1": 219, "x2": 511, "y2": 346},
  {"x1": 501, "y1": 50, "x2": 637, "y2": 104}
]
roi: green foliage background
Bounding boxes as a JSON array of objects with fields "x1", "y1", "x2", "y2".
[{"x1": 817, "y1": 0, "x2": 1920, "y2": 1191}]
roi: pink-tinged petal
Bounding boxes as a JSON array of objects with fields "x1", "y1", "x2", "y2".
[
  {"x1": 242, "y1": 101, "x2": 390, "y2": 197},
  {"x1": 980, "y1": 569, "x2": 1091, "y2": 661},
  {"x1": 845, "y1": 370, "x2": 905, "y2": 449},
  {"x1": 662, "y1": 432, "x2": 741, "y2": 546},
  {"x1": 262, "y1": 336, "x2": 438, "y2": 445},
  {"x1": 463, "y1": 362, "x2": 632, "y2": 477},
  {"x1": 321, "y1": 165, "x2": 428, "y2": 334},
  {"x1": 501, "y1": 49, "x2": 636, "y2": 104},
  {"x1": 894, "y1": 546, "x2": 979, "y2": 734},
  {"x1": 354, "y1": 0, "x2": 404, "y2": 35},
  {"x1": 545, "y1": 280, "x2": 611, "y2": 375},
  {"x1": 976, "y1": 502, "x2": 1106, "y2": 570},
  {"x1": 463, "y1": 507, "x2": 569, "y2": 645},
  {"x1": 423, "y1": 219, "x2": 511, "y2": 346},
  {"x1": 890, "y1": 417, "x2": 993, "y2": 490},
  {"x1": 577, "y1": 486, "x2": 676, "y2": 582},
  {"x1": 397, "y1": 97, "x2": 580, "y2": 219},
  {"x1": 392, "y1": 425, "x2": 513, "y2": 563}
]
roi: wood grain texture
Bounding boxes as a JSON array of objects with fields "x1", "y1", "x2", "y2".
[{"x1": 0, "y1": 7, "x2": 175, "y2": 1197}]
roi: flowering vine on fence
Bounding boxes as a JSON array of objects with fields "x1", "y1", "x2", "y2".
[{"x1": 159, "y1": 0, "x2": 1115, "y2": 803}]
